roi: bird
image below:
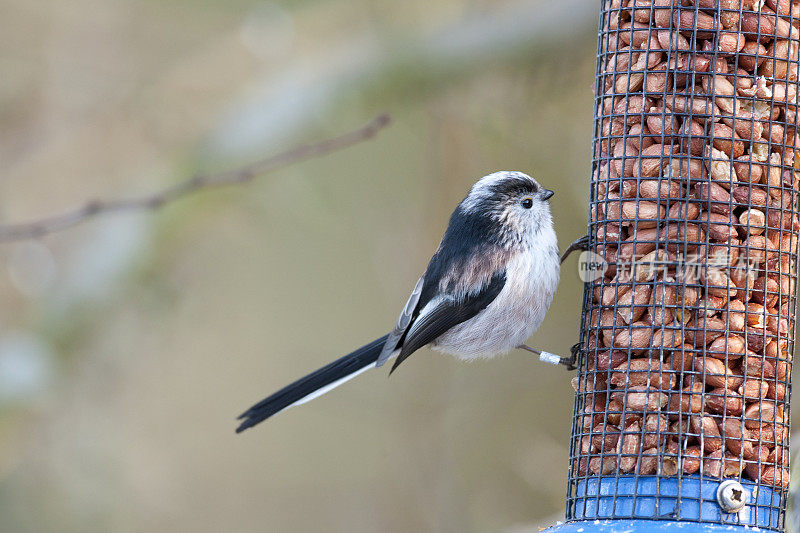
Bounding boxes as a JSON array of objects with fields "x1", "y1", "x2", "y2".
[{"x1": 236, "y1": 170, "x2": 562, "y2": 433}]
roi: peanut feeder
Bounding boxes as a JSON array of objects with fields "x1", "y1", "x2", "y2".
[{"x1": 567, "y1": 1, "x2": 799, "y2": 529}]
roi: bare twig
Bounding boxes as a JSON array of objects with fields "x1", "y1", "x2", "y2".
[{"x1": 0, "y1": 113, "x2": 391, "y2": 242}]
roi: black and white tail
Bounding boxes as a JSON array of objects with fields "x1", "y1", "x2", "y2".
[{"x1": 235, "y1": 335, "x2": 389, "y2": 433}]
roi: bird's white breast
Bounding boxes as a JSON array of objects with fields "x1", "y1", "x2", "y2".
[{"x1": 432, "y1": 234, "x2": 560, "y2": 359}]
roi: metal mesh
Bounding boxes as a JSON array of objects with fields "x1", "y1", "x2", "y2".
[{"x1": 567, "y1": 0, "x2": 800, "y2": 529}]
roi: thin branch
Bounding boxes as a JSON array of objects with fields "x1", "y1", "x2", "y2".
[{"x1": 0, "y1": 113, "x2": 391, "y2": 242}]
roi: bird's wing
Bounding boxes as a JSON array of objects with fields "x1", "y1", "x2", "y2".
[
  {"x1": 375, "y1": 276, "x2": 425, "y2": 367},
  {"x1": 389, "y1": 270, "x2": 506, "y2": 374}
]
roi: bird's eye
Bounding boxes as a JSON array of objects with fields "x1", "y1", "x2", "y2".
[{"x1": 521, "y1": 197, "x2": 533, "y2": 209}]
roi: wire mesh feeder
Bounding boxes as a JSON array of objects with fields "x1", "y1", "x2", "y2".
[{"x1": 568, "y1": 0, "x2": 800, "y2": 530}]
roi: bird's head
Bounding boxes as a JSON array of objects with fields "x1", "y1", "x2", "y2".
[{"x1": 459, "y1": 171, "x2": 555, "y2": 248}]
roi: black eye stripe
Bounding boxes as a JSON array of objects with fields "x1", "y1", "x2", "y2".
[{"x1": 488, "y1": 177, "x2": 538, "y2": 198}]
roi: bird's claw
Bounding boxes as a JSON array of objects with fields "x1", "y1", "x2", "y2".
[
  {"x1": 560, "y1": 234, "x2": 590, "y2": 264},
  {"x1": 560, "y1": 342, "x2": 581, "y2": 371}
]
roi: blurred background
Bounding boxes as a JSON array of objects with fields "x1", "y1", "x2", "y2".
[{"x1": 2, "y1": 1, "x2": 787, "y2": 532}]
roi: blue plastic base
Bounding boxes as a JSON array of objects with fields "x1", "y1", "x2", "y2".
[
  {"x1": 562, "y1": 476, "x2": 783, "y2": 531},
  {"x1": 543, "y1": 518, "x2": 758, "y2": 533}
]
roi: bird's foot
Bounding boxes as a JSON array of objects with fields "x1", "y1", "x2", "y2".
[
  {"x1": 519, "y1": 344, "x2": 577, "y2": 370},
  {"x1": 560, "y1": 234, "x2": 590, "y2": 264},
  {"x1": 563, "y1": 342, "x2": 581, "y2": 371}
]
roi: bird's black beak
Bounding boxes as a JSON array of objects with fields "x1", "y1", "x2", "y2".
[{"x1": 541, "y1": 189, "x2": 555, "y2": 201}]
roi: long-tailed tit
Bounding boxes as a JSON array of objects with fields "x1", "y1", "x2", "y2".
[{"x1": 236, "y1": 171, "x2": 562, "y2": 433}]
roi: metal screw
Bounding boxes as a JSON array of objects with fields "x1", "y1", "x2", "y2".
[{"x1": 717, "y1": 480, "x2": 749, "y2": 513}]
